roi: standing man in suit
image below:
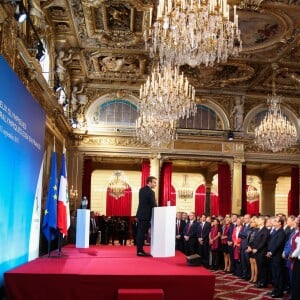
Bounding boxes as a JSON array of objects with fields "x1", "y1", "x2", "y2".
[
  {"x1": 198, "y1": 214, "x2": 211, "y2": 268},
  {"x1": 266, "y1": 216, "x2": 286, "y2": 298},
  {"x1": 136, "y1": 176, "x2": 157, "y2": 256},
  {"x1": 184, "y1": 212, "x2": 199, "y2": 256},
  {"x1": 176, "y1": 212, "x2": 185, "y2": 252}
]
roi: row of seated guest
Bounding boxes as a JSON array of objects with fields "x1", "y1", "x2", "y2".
[{"x1": 175, "y1": 211, "x2": 300, "y2": 300}]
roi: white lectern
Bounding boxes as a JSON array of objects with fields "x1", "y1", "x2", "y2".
[
  {"x1": 151, "y1": 206, "x2": 176, "y2": 257},
  {"x1": 76, "y1": 209, "x2": 90, "y2": 248}
]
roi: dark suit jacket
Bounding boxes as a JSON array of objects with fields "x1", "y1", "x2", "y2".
[
  {"x1": 176, "y1": 219, "x2": 186, "y2": 236},
  {"x1": 198, "y1": 222, "x2": 211, "y2": 241},
  {"x1": 239, "y1": 224, "x2": 252, "y2": 250},
  {"x1": 136, "y1": 185, "x2": 157, "y2": 221},
  {"x1": 184, "y1": 221, "x2": 199, "y2": 239},
  {"x1": 252, "y1": 226, "x2": 269, "y2": 256},
  {"x1": 268, "y1": 227, "x2": 286, "y2": 258}
]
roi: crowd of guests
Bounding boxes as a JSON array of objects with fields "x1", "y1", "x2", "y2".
[
  {"x1": 175, "y1": 211, "x2": 300, "y2": 299},
  {"x1": 68, "y1": 211, "x2": 138, "y2": 247}
]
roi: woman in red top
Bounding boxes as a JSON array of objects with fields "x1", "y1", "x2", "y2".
[{"x1": 232, "y1": 216, "x2": 243, "y2": 276}]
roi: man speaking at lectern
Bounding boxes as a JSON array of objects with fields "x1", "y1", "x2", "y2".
[{"x1": 136, "y1": 176, "x2": 157, "y2": 256}]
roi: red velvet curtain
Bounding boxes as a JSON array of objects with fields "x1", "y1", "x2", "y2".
[
  {"x1": 218, "y1": 163, "x2": 232, "y2": 216},
  {"x1": 106, "y1": 187, "x2": 132, "y2": 216},
  {"x1": 82, "y1": 158, "x2": 92, "y2": 209},
  {"x1": 170, "y1": 185, "x2": 176, "y2": 206},
  {"x1": 289, "y1": 166, "x2": 299, "y2": 215},
  {"x1": 210, "y1": 193, "x2": 219, "y2": 216},
  {"x1": 195, "y1": 184, "x2": 206, "y2": 216},
  {"x1": 241, "y1": 165, "x2": 247, "y2": 215},
  {"x1": 246, "y1": 185, "x2": 259, "y2": 216},
  {"x1": 159, "y1": 162, "x2": 172, "y2": 206},
  {"x1": 141, "y1": 159, "x2": 150, "y2": 187}
]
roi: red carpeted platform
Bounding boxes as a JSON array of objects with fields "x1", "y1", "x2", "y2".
[{"x1": 4, "y1": 245, "x2": 215, "y2": 300}]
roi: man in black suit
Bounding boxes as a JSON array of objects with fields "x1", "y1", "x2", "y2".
[
  {"x1": 266, "y1": 216, "x2": 286, "y2": 298},
  {"x1": 175, "y1": 212, "x2": 186, "y2": 253},
  {"x1": 136, "y1": 176, "x2": 157, "y2": 256},
  {"x1": 198, "y1": 214, "x2": 211, "y2": 268},
  {"x1": 239, "y1": 214, "x2": 252, "y2": 280},
  {"x1": 184, "y1": 212, "x2": 199, "y2": 256}
]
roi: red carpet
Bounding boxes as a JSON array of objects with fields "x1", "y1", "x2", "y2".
[
  {"x1": 4, "y1": 245, "x2": 215, "y2": 300},
  {"x1": 213, "y1": 269, "x2": 291, "y2": 300}
]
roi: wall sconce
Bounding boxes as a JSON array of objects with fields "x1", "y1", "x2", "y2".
[
  {"x1": 53, "y1": 75, "x2": 62, "y2": 92},
  {"x1": 70, "y1": 118, "x2": 78, "y2": 129},
  {"x1": 227, "y1": 130, "x2": 234, "y2": 141},
  {"x1": 35, "y1": 42, "x2": 45, "y2": 62},
  {"x1": 14, "y1": 1, "x2": 27, "y2": 23}
]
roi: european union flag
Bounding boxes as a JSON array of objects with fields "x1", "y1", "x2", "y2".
[{"x1": 42, "y1": 151, "x2": 58, "y2": 241}]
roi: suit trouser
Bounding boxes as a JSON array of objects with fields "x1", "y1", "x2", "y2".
[
  {"x1": 291, "y1": 259, "x2": 300, "y2": 300},
  {"x1": 271, "y1": 256, "x2": 284, "y2": 295},
  {"x1": 255, "y1": 252, "x2": 268, "y2": 285},
  {"x1": 136, "y1": 220, "x2": 150, "y2": 253}
]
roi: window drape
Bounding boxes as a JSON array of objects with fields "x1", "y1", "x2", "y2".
[
  {"x1": 246, "y1": 185, "x2": 259, "y2": 215},
  {"x1": 210, "y1": 193, "x2": 219, "y2": 216},
  {"x1": 106, "y1": 187, "x2": 132, "y2": 216},
  {"x1": 195, "y1": 184, "x2": 206, "y2": 216},
  {"x1": 159, "y1": 162, "x2": 172, "y2": 206},
  {"x1": 289, "y1": 166, "x2": 299, "y2": 215},
  {"x1": 141, "y1": 159, "x2": 150, "y2": 187},
  {"x1": 218, "y1": 163, "x2": 232, "y2": 216}
]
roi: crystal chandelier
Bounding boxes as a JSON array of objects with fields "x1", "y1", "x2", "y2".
[
  {"x1": 254, "y1": 83, "x2": 297, "y2": 152},
  {"x1": 139, "y1": 65, "x2": 197, "y2": 121},
  {"x1": 178, "y1": 174, "x2": 194, "y2": 199},
  {"x1": 136, "y1": 114, "x2": 176, "y2": 147},
  {"x1": 108, "y1": 171, "x2": 129, "y2": 199},
  {"x1": 239, "y1": 0, "x2": 263, "y2": 11},
  {"x1": 144, "y1": 0, "x2": 242, "y2": 68}
]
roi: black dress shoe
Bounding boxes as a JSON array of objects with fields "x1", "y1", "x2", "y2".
[
  {"x1": 256, "y1": 283, "x2": 267, "y2": 288},
  {"x1": 271, "y1": 293, "x2": 283, "y2": 298},
  {"x1": 137, "y1": 252, "x2": 152, "y2": 257}
]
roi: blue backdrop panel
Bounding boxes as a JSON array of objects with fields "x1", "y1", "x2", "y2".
[{"x1": 0, "y1": 55, "x2": 46, "y2": 286}]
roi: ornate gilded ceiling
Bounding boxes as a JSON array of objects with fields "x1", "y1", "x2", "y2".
[
  {"x1": 39, "y1": 0, "x2": 300, "y2": 100},
  {"x1": 1, "y1": 0, "x2": 300, "y2": 176}
]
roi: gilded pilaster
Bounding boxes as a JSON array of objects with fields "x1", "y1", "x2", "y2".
[
  {"x1": 150, "y1": 154, "x2": 161, "y2": 202},
  {"x1": 231, "y1": 156, "x2": 244, "y2": 214},
  {"x1": 261, "y1": 178, "x2": 277, "y2": 215}
]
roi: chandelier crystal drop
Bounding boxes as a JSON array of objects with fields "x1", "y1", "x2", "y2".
[
  {"x1": 144, "y1": 0, "x2": 242, "y2": 68},
  {"x1": 139, "y1": 65, "x2": 197, "y2": 121},
  {"x1": 254, "y1": 93, "x2": 297, "y2": 152},
  {"x1": 136, "y1": 115, "x2": 176, "y2": 147}
]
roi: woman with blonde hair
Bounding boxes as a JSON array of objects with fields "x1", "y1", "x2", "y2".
[
  {"x1": 252, "y1": 216, "x2": 269, "y2": 288},
  {"x1": 246, "y1": 217, "x2": 258, "y2": 283},
  {"x1": 221, "y1": 216, "x2": 231, "y2": 272}
]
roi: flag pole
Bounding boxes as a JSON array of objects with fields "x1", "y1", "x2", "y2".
[
  {"x1": 57, "y1": 139, "x2": 66, "y2": 257},
  {"x1": 58, "y1": 232, "x2": 62, "y2": 256},
  {"x1": 47, "y1": 138, "x2": 56, "y2": 258}
]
